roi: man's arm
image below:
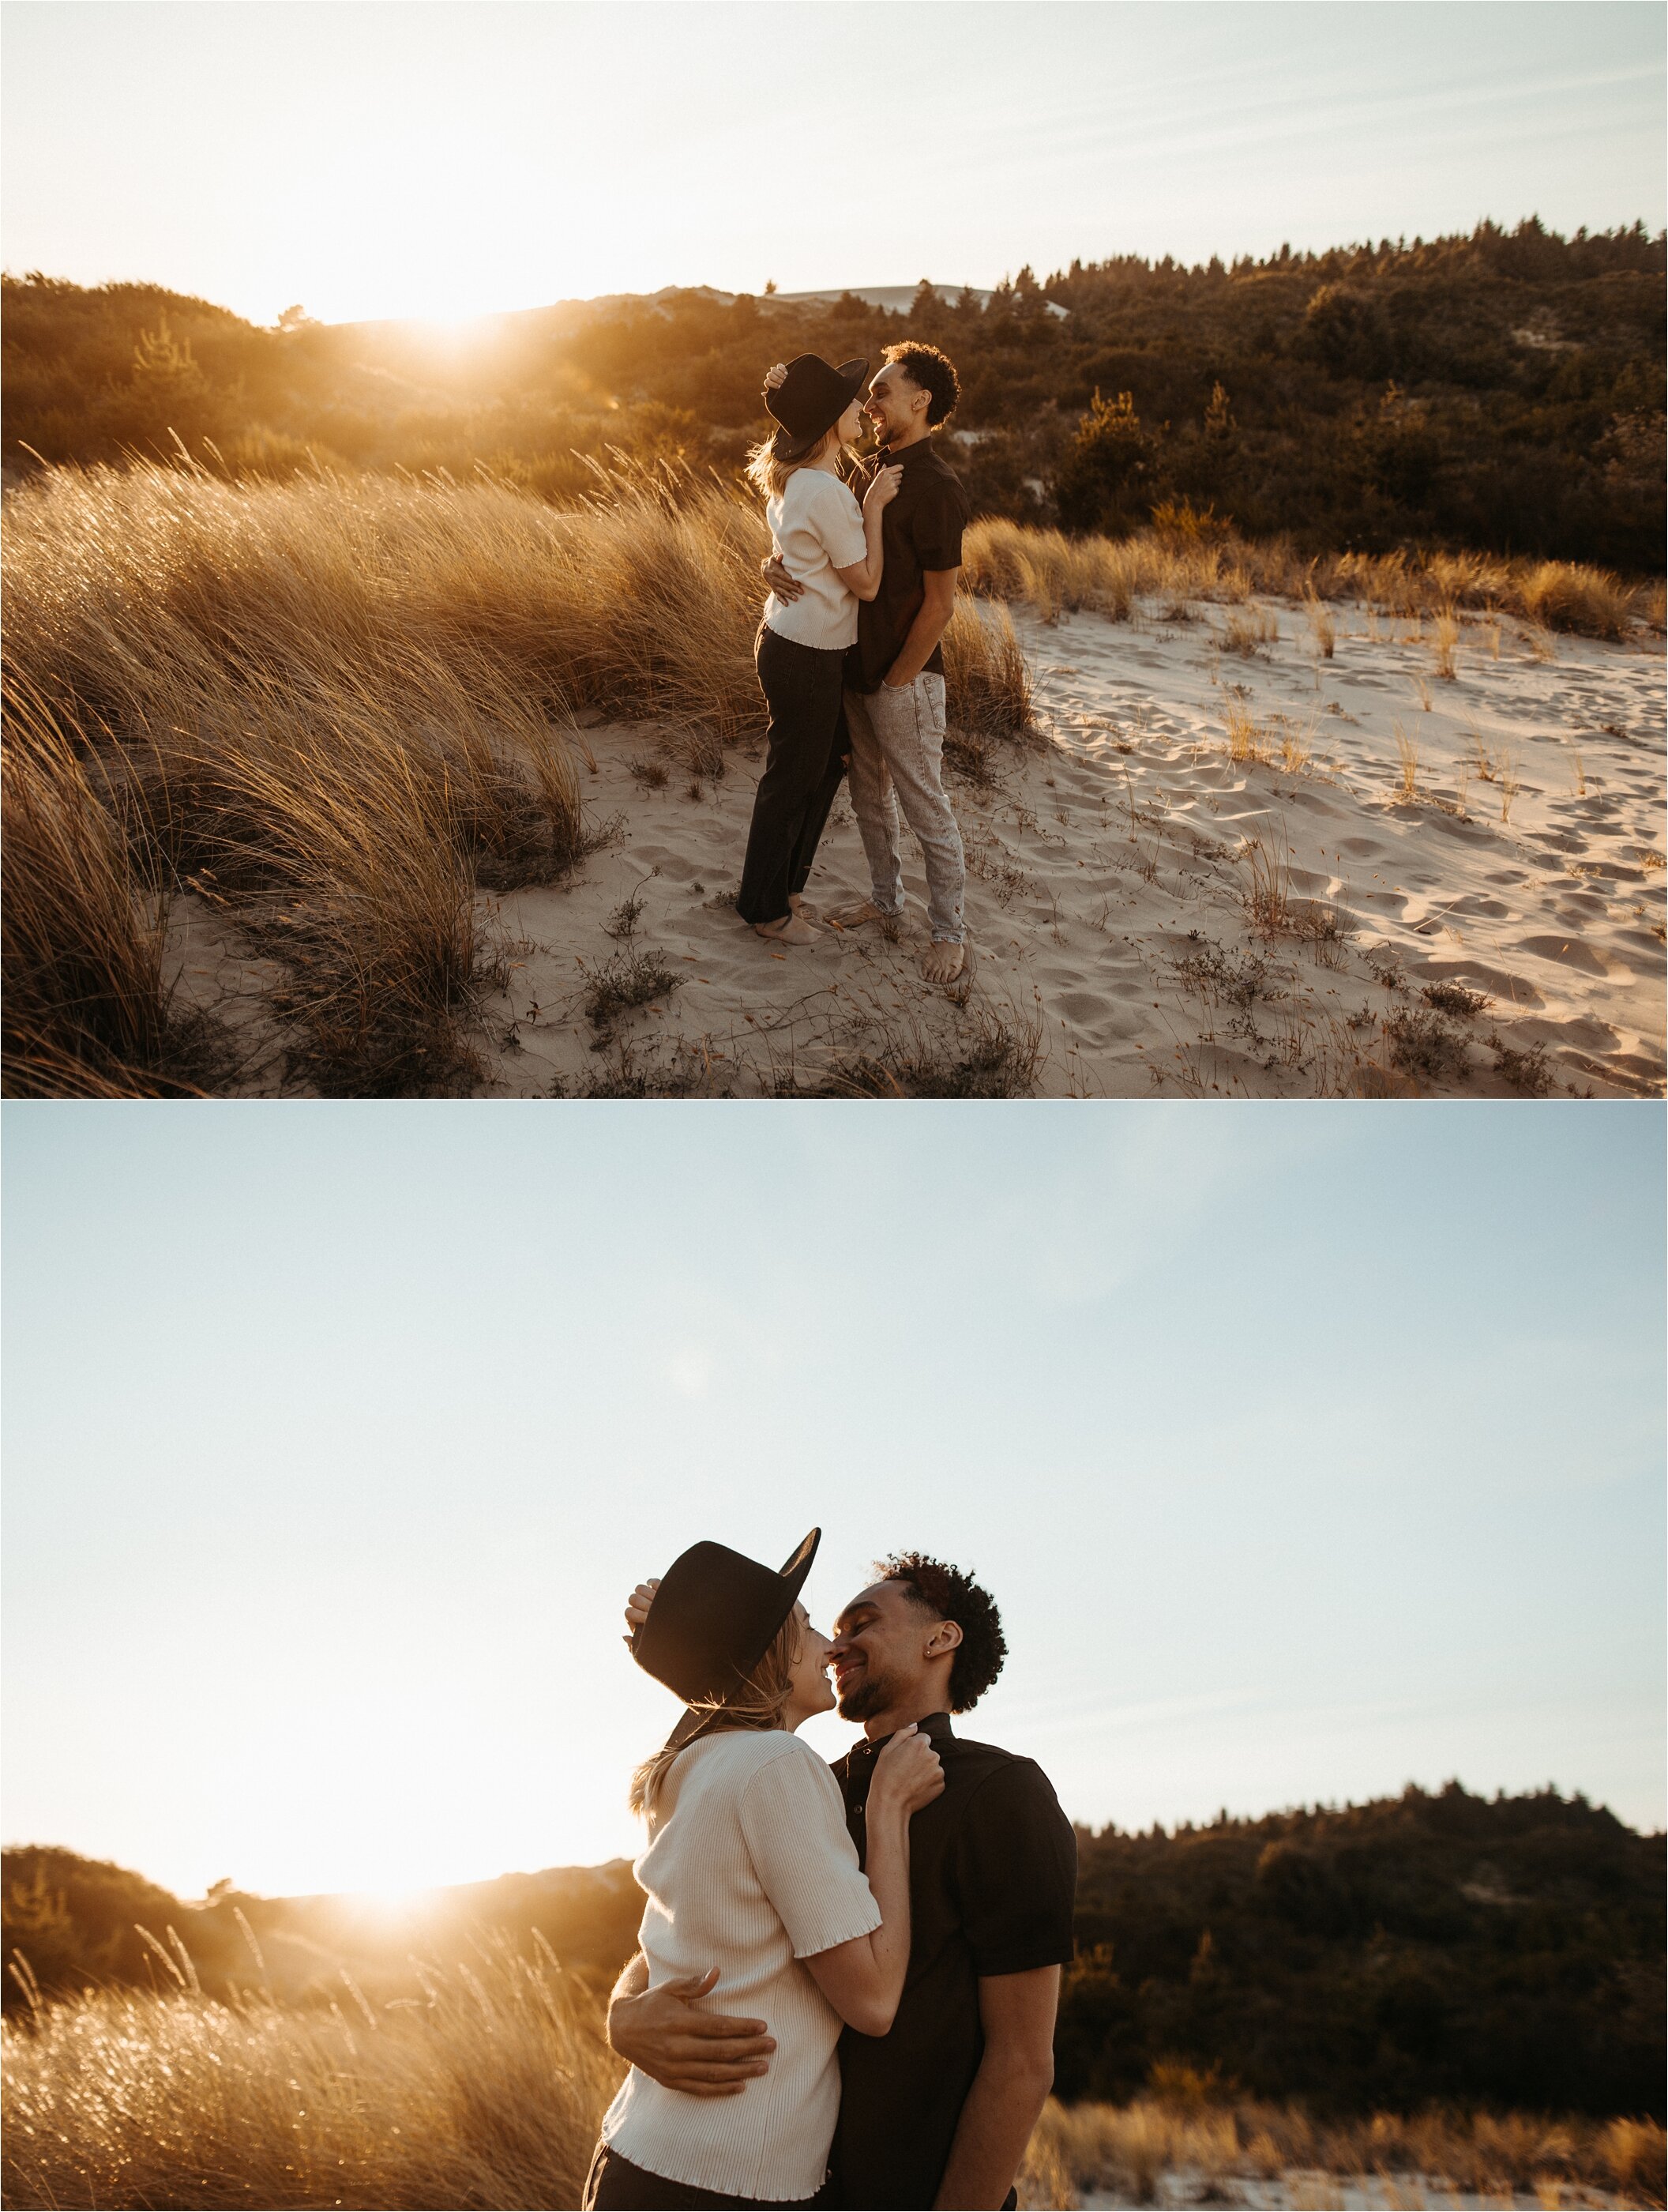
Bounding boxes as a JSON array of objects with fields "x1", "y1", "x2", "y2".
[
  {"x1": 932, "y1": 1965, "x2": 1060, "y2": 2210},
  {"x1": 884, "y1": 567, "x2": 959, "y2": 688},
  {"x1": 607, "y1": 1951, "x2": 777, "y2": 2097}
]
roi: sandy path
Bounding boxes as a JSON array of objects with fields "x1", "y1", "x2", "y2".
[{"x1": 479, "y1": 597, "x2": 1664, "y2": 1098}]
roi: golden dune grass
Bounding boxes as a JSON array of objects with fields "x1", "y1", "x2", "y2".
[
  {"x1": 2, "y1": 1937, "x2": 623, "y2": 2211},
  {"x1": 1018, "y1": 2094, "x2": 1667, "y2": 2210},
  {"x1": 1, "y1": 458, "x2": 1032, "y2": 1095},
  {"x1": 962, "y1": 517, "x2": 1652, "y2": 638},
  {"x1": 8, "y1": 1965, "x2": 1659, "y2": 2212}
]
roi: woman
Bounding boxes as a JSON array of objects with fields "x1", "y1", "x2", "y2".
[
  {"x1": 736, "y1": 358, "x2": 902, "y2": 947},
  {"x1": 583, "y1": 1529, "x2": 942, "y2": 2210}
]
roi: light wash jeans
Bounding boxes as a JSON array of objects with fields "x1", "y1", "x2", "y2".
[{"x1": 843, "y1": 674, "x2": 966, "y2": 946}]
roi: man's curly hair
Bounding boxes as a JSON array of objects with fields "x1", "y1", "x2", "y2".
[
  {"x1": 877, "y1": 1552, "x2": 1007, "y2": 1711},
  {"x1": 882, "y1": 341, "x2": 960, "y2": 427}
]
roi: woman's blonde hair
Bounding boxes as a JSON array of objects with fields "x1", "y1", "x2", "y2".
[
  {"x1": 744, "y1": 423, "x2": 843, "y2": 502},
  {"x1": 629, "y1": 1607, "x2": 802, "y2": 1821}
]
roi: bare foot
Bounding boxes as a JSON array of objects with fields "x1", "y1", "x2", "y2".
[
  {"x1": 921, "y1": 939, "x2": 966, "y2": 985},
  {"x1": 754, "y1": 914, "x2": 821, "y2": 946},
  {"x1": 788, "y1": 893, "x2": 822, "y2": 922},
  {"x1": 825, "y1": 899, "x2": 892, "y2": 930}
]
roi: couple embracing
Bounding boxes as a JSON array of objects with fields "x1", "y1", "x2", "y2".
[
  {"x1": 582, "y1": 1529, "x2": 1076, "y2": 2212},
  {"x1": 737, "y1": 345, "x2": 971, "y2": 990}
]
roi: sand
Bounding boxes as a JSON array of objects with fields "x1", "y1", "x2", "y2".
[
  {"x1": 474, "y1": 596, "x2": 1664, "y2": 1097},
  {"x1": 1076, "y1": 2174, "x2": 1629, "y2": 2210},
  {"x1": 169, "y1": 594, "x2": 1665, "y2": 1097}
]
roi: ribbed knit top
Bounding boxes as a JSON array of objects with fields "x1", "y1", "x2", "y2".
[{"x1": 602, "y1": 1729, "x2": 882, "y2": 2202}]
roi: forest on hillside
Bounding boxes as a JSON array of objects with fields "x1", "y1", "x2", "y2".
[
  {"x1": 3, "y1": 219, "x2": 1662, "y2": 570},
  {"x1": 6, "y1": 1783, "x2": 1662, "y2": 2120}
]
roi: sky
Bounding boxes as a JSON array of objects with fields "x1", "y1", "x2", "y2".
[
  {"x1": 2, "y1": 1100, "x2": 1663, "y2": 1903},
  {"x1": 1, "y1": 2, "x2": 1663, "y2": 325}
]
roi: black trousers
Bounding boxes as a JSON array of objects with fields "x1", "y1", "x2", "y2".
[
  {"x1": 582, "y1": 2141, "x2": 833, "y2": 2209},
  {"x1": 736, "y1": 625, "x2": 849, "y2": 927}
]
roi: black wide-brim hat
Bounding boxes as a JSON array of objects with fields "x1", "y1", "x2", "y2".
[
  {"x1": 766, "y1": 356, "x2": 869, "y2": 464},
  {"x1": 631, "y1": 1528, "x2": 820, "y2": 1753}
]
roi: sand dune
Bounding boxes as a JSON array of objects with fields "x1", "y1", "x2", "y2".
[
  {"x1": 462, "y1": 596, "x2": 1663, "y2": 1097},
  {"x1": 164, "y1": 592, "x2": 1663, "y2": 1097}
]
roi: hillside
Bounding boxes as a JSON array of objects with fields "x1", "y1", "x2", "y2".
[
  {"x1": 1, "y1": 1844, "x2": 644, "y2": 2012},
  {"x1": 4, "y1": 217, "x2": 1662, "y2": 566},
  {"x1": 7, "y1": 1784, "x2": 1662, "y2": 2118},
  {"x1": 1060, "y1": 1781, "x2": 1665, "y2": 2119}
]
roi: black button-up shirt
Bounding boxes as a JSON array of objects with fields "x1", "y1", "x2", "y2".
[
  {"x1": 826, "y1": 1714, "x2": 1076, "y2": 2210},
  {"x1": 846, "y1": 437, "x2": 971, "y2": 695}
]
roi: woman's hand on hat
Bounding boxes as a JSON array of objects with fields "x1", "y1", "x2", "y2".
[
  {"x1": 622, "y1": 1577, "x2": 661, "y2": 1642},
  {"x1": 761, "y1": 362, "x2": 788, "y2": 393},
  {"x1": 862, "y1": 463, "x2": 904, "y2": 517},
  {"x1": 869, "y1": 1722, "x2": 945, "y2": 1817}
]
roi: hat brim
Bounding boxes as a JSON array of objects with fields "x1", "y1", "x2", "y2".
[
  {"x1": 770, "y1": 361, "x2": 869, "y2": 463},
  {"x1": 656, "y1": 1526, "x2": 821, "y2": 1756}
]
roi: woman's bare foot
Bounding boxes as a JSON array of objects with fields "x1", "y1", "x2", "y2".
[
  {"x1": 921, "y1": 939, "x2": 966, "y2": 985},
  {"x1": 788, "y1": 893, "x2": 822, "y2": 922},
  {"x1": 754, "y1": 913, "x2": 821, "y2": 946},
  {"x1": 825, "y1": 899, "x2": 891, "y2": 930}
]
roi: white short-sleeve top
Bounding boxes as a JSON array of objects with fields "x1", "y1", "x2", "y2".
[
  {"x1": 602, "y1": 1729, "x2": 881, "y2": 2203},
  {"x1": 763, "y1": 468, "x2": 869, "y2": 651}
]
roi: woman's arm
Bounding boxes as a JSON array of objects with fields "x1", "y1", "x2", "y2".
[
  {"x1": 801, "y1": 1724, "x2": 942, "y2": 2035},
  {"x1": 832, "y1": 466, "x2": 902, "y2": 602}
]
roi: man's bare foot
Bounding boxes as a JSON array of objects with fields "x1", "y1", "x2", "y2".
[
  {"x1": 825, "y1": 899, "x2": 892, "y2": 930},
  {"x1": 754, "y1": 914, "x2": 821, "y2": 946},
  {"x1": 921, "y1": 939, "x2": 966, "y2": 985}
]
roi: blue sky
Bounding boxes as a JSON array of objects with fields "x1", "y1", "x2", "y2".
[
  {"x1": 2, "y1": 2, "x2": 1663, "y2": 323},
  {"x1": 3, "y1": 1100, "x2": 1662, "y2": 1899}
]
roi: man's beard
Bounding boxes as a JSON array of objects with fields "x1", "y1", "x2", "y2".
[{"x1": 837, "y1": 1669, "x2": 895, "y2": 1722}]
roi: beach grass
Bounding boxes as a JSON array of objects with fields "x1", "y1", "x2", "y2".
[
  {"x1": 960, "y1": 518, "x2": 1655, "y2": 639},
  {"x1": 1, "y1": 457, "x2": 1035, "y2": 1097},
  {"x1": 1017, "y1": 2090, "x2": 1667, "y2": 2210},
  {"x1": 5, "y1": 1963, "x2": 1660, "y2": 2211}
]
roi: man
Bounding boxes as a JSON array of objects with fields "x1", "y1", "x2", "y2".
[
  {"x1": 610, "y1": 1553, "x2": 1076, "y2": 2210},
  {"x1": 763, "y1": 344, "x2": 972, "y2": 988}
]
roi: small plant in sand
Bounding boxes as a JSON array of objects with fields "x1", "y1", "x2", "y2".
[
  {"x1": 1277, "y1": 720, "x2": 1314, "y2": 776},
  {"x1": 1465, "y1": 727, "x2": 1500, "y2": 781},
  {"x1": 1489, "y1": 1031, "x2": 1557, "y2": 1095},
  {"x1": 1571, "y1": 750, "x2": 1587, "y2": 796},
  {"x1": 1304, "y1": 593, "x2": 1336, "y2": 659},
  {"x1": 1499, "y1": 754, "x2": 1522, "y2": 823},
  {"x1": 1393, "y1": 726, "x2": 1420, "y2": 803},
  {"x1": 1384, "y1": 1005, "x2": 1474, "y2": 1087},
  {"x1": 1410, "y1": 672, "x2": 1434, "y2": 712},
  {"x1": 1431, "y1": 609, "x2": 1460, "y2": 679},
  {"x1": 1421, "y1": 980, "x2": 1491, "y2": 1019},
  {"x1": 1223, "y1": 705, "x2": 1268, "y2": 766},
  {"x1": 1240, "y1": 834, "x2": 1290, "y2": 934},
  {"x1": 580, "y1": 947, "x2": 682, "y2": 1036},
  {"x1": 1217, "y1": 608, "x2": 1279, "y2": 658},
  {"x1": 629, "y1": 756, "x2": 669, "y2": 790},
  {"x1": 603, "y1": 890, "x2": 645, "y2": 941}
]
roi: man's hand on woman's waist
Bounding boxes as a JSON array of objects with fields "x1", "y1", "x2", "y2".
[{"x1": 607, "y1": 1958, "x2": 776, "y2": 2097}]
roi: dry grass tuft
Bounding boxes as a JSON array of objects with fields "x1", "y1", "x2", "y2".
[
  {"x1": 1394, "y1": 725, "x2": 1421, "y2": 803},
  {"x1": 1305, "y1": 593, "x2": 1336, "y2": 659},
  {"x1": 1241, "y1": 833, "x2": 1291, "y2": 934},
  {"x1": 4, "y1": 457, "x2": 1037, "y2": 1094},
  {"x1": 1, "y1": 1936, "x2": 622, "y2": 2211},
  {"x1": 962, "y1": 521, "x2": 1655, "y2": 641},
  {"x1": 1, "y1": 679, "x2": 233, "y2": 1096},
  {"x1": 1218, "y1": 607, "x2": 1281, "y2": 657},
  {"x1": 1016, "y1": 2095, "x2": 1666, "y2": 2212},
  {"x1": 1432, "y1": 609, "x2": 1460, "y2": 680}
]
